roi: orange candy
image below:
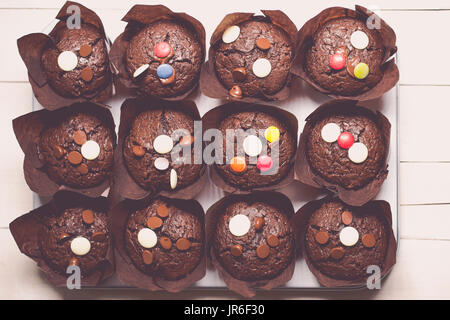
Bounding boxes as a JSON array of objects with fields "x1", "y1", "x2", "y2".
[{"x1": 230, "y1": 156, "x2": 246, "y2": 173}]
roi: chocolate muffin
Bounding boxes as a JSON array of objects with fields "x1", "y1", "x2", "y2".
[
  {"x1": 38, "y1": 108, "x2": 116, "y2": 188},
  {"x1": 214, "y1": 110, "x2": 296, "y2": 189},
  {"x1": 124, "y1": 198, "x2": 204, "y2": 280},
  {"x1": 305, "y1": 17, "x2": 384, "y2": 96},
  {"x1": 125, "y1": 20, "x2": 203, "y2": 98},
  {"x1": 305, "y1": 105, "x2": 387, "y2": 190},
  {"x1": 41, "y1": 22, "x2": 111, "y2": 98},
  {"x1": 212, "y1": 200, "x2": 295, "y2": 281},
  {"x1": 304, "y1": 199, "x2": 389, "y2": 281},
  {"x1": 123, "y1": 108, "x2": 203, "y2": 192},
  {"x1": 213, "y1": 19, "x2": 294, "y2": 99}
]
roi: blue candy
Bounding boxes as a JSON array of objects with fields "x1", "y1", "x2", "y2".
[{"x1": 157, "y1": 64, "x2": 173, "y2": 79}]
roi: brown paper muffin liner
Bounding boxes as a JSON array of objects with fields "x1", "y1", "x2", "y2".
[
  {"x1": 109, "y1": 4, "x2": 206, "y2": 100},
  {"x1": 206, "y1": 192, "x2": 296, "y2": 297},
  {"x1": 17, "y1": 1, "x2": 113, "y2": 110},
  {"x1": 110, "y1": 196, "x2": 206, "y2": 292},
  {"x1": 200, "y1": 10, "x2": 297, "y2": 103},
  {"x1": 295, "y1": 99, "x2": 390, "y2": 206},
  {"x1": 9, "y1": 191, "x2": 114, "y2": 287},
  {"x1": 203, "y1": 102, "x2": 298, "y2": 194},
  {"x1": 12, "y1": 102, "x2": 116, "y2": 198},
  {"x1": 293, "y1": 196, "x2": 397, "y2": 287},
  {"x1": 112, "y1": 97, "x2": 206, "y2": 200},
  {"x1": 291, "y1": 5, "x2": 399, "y2": 101}
]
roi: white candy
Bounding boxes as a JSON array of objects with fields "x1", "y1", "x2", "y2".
[
  {"x1": 252, "y1": 58, "x2": 272, "y2": 78},
  {"x1": 339, "y1": 226, "x2": 359, "y2": 247},
  {"x1": 222, "y1": 25, "x2": 240, "y2": 43},
  {"x1": 137, "y1": 228, "x2": 157, "y2": 248},
  {"x1": 243, "y1": 135, "x2": 262, "y2": 157},
  {"x1": 57, "y1": 51, "x2": 78, "y2": 71},
  {"x1": 321, "y1": 123, "x2": 341, "y2": 143},
  {"x1": 133, "y1": 64, "x2": 149, "y2": 78},
  {"x1": 70, "y1": 237, "x2": 91, "y2": 256},
  {"x1": 350, "y1": 30, "x2": 369, "y2": 50},
  {"x1": 154, "y1": 157, "x2": 169, "y2": 171},
  {"x1": 228, "y1": 214, "x2": 251, "y2": 237},
  {"x1": 348, "y1": 142, "x2": 369, "y2": 164},
  {"x1": 153, "y1": 135, "x2": 173, "y2": 154},
  {"x1": 81, "y1": 140, "x2": 100, "y2": 160},
  {"x1": 170, "y1": 168, "x2": 177, "y2": 189}
]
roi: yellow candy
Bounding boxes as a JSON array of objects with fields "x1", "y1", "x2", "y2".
[
  {"x1": 264, "y1": 126, "x2": 280, "y2": 143},
  {"x1": 354, "y1": 63, "x2": 369, "y2": 79}
]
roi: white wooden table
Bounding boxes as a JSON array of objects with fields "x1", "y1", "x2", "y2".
[{"x1": 0, "y1": 0, "x2": 449, "y2": 300}]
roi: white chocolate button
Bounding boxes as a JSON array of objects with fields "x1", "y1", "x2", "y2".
[
  {"x1": 339, "y1": 226, "x2": 359, "y2": 246},
  {"x1": 170, "y1": 168, "x2": 177, "y2": 189},
  {"x1": 81, "y1": 140, "x2": 100, "y2": 160},
  {"x1": 57, "y1": 51, "x2": 78, "y2": 71},
  {"x1": 252, "y1": 58, "x2": 272, "y2": 78},
  {"x1": 228, "y1": 214, "x2": 251, "y2": 237},
  {"x1": 137, "y1": 228, "x2": 157, "y2": 248},
  {"x1": 321, "y1": 123, "x2": 341, "y2": 143},
  {"x1": 350, "y1": 30, "x2": 369, "y2": 50},
  {"x1": 70, "y1": 237, "x2": 91, "y2": 256},
  {"x1": 153, "y1": 135, "x2": 173, "y2": 154},
  {"x1": 133, "y1": 64, "x2": 149, "y2": 78},
  {"x1": 348, "y1": 142, "x2": 369, "y2": 163},
  {"x1": 154, "y1": 157, "x2": 169, "y2": 171},
  {"x1": 243, "y1": 135, "x2": 262, "y2": 157},
  {"x1": 222, "y1": 25, "x2": 240, "y2": 44}
]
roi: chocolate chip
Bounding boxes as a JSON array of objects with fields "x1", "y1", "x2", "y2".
[
  {"x1": 132, "y1": 145, "x2": 145, "y2": 157},
  {"x1": 256, "y1": 38, "x2": 271, "y2": 50},
  {"x1": 58, "y1": 232, "x2": 70, "y2": 243},
  {"x1": 73, "y1": 130, "x2": 87, "y2": 145},
  {"x1": 53, "y1": 145, "x2": 66, "y2": 159},
  {"x1": 267, "y1": 234, "x2": 279, "y2": 247},
  {"x1": 229, "y1": 85, "x2": 242, "y2": 99},
  {"x1": 77, "y1": 163, "x2": 89, "y2": 175},
  {"x1": 82, "y1": 209, "x2": 94, "y2": 225},
  {"x1": 68, "y1": 151, "x2": 82, "y2": 165},
  {"x1": 315, "y1": 231, "x2": 329, "y2": 245},
  {"x1": 330, "y1": 247, "x2": 345, "y2": 260},
  {"x1": 362, "y1": 234, "x2": 376, "y2": 248},
  {"x1": 81, "y1": 67, "x2": 93, "y2": 82},
  {"x1": 79, "y1": 44, "x2": 92, "y2": 57},
  {"x1": 256, "y1": 244, "x2": 270, "y2": 259},
  {"x1": 341, "y1": 211, "x2": 353, "y2": 225},
  {"x1": 254, "y1": 217, "x2": 265, "y2": 231},
  {"x1": 147, "y1": 216, "x2": 163, "y2": 229},
  {"x1": 160, "y1": 236, "x2": 172, "y2": 250},
  {"x1": 142, "y1": 250, "x2": 154, "y2": 265},
  {"x1": 156, "y1": 204, "x2": 169, "y2": 218},
  {"x1": 347, "y1": 56, "x2": 360, "y2": 78},
  {"x1": 176, "y1": 238, "x2": 191, "y2": 251},
  {"x1": 230, "y1": 244, "x2": 243, "y2": 257},
  {"x1": 232, "y1": 67, "x2": 246, "y2": 82},
  {"x1": 69, "y1": 257, "x2": 79, "y2": 266},
  {"x1": 92, "y1": 231, "x2": 106, "y2": 242}
]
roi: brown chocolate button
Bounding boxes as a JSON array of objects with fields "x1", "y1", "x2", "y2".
[
  {"x1": 58, "y1": 232, "x2": 70, "y2": 242},
  {"x1": 156, "y1": 204, "x2": 169, "y2": 218},
  {"x1": 69, "y1": 257, "x2": 79, "y2": 266},
  {"x1": 92, "y1": 231, "x2": 106, "y2": 242},
  {"x1": 232, "y1": 67, "x2": 246, "y2": 82},
  {"x1": 147, "y1": 216, "x2": 163, "y2": 229},
  {"x1": 77, "y1": 163, "x2": 89, "y2": 175},
  {"x1": 132, "y1": 145, "x2": 145, "y2": 157},
  {"x1": 230, "y1": 244, "x2": 243, "y2": 257},
  {"x1": 142, "y1": 250, "x2": 154, "y2": 265},
  {"x1": 267, "y1": 234, "x2": 279, "y2": 247},
  {"x1": 330, "y1": 247, "x2": 345, "y2": 260},
  {"x1": 254, "y1": 217, "x2": 265, "y2": 231},
  {"x1": 79, "y1": 44, "x2": 92, "y2": 57},
  {"x1": 341, "y1": 211, "x2": 353, "y2": 225},
  {"x1": 347, "y1": 56, "x2": 360, "y2": 78},
  {"x1": 315, "y1": 231, "x2": 329, "y2": 245},
  {"x1": 180, "y1": 135, "x2": 194, "y2": 147},
  {"x1": 256, "y1": 38, "x2": 271, "y2": 50},
  {"x1": 73, "y1": 130, "x2": 87, "y2": 145},
  {"x1": 68, "y1": 151, "x2": 82, "y2": 165},
  {"x1": 53, "y1": 145, "x2": 66, "y2": 159},
  {"x1": 176, "y1": 238, "x2": 191, "y2": 251},
  {"x1": 229, "y1": 85, "x2": 242, "y2": 99},
  {"x1": 81, "y1": 67, "x2": 93, "y2": 82},
  {"x1": 256, "y1": 244, "x2": 270, "y2": 259},
  {"x1": 362, "y1": 234, "x2": 376, "y2": 248},
  {"x1": 82, "y1": 209, "x2": 94, "y2": 225},
  {"x1": 160, "y1": 236, "x2": 172, "y2": 250}
]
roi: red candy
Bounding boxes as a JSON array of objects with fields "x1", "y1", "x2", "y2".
[
  {"x1": 257, "y1": 155, "x2": 273, "y2": 172},
  {"x1": 329, "y1": 53, "x2": 346, "y2": 70},
  {"x1": 154, "y1": 42, "x2": 172, "y2": 58},
  {"x1": 337, "y1": 132, "x2": 354, "y2": 149}
]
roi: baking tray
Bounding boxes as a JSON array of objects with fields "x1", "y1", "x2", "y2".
[{"x1": 32, "y1": 12, "x2": 398, "y2": 292}]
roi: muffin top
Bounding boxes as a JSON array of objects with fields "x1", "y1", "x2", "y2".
[
  {"x1": 41, "y1": 23, "x2": 111, "y2": 98},
  {"x1": 305, "y1": 107, "x2": 387, "y2": 189},
  {"x1": 126, "y1": 20, "x2": 203, "y2": 98},
  {"x1": 124, "y1": 198, "x2": 204, "y2": 280},
  {"x1": 38, "y1": 111, "x2": 115, "y2": 188},
  {"x1": 304, "y1": 199, "x2": 389, "y2": 281},
  {"x1": 122, "y1": 108, "x2": 203, "y2": 192},
  {"x1": 305, "y1": 17, "x2": 384, "y2": 96},
  {"x1": 39, "y1": 205, "x2": 110, "y2": 276},
  {"x1": 213, "y1": 19, "x2": 294, "y2": 99},
  {"x1": 215, "y1": 110, "x2": 296, "y2": 189},
  {"x1": 213, "y1": 200, "x2": 294, "y2": 281}
]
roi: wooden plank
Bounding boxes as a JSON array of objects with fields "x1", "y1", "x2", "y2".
[{"x1": 400, "y1": 204, "x2": 450, "y2": 240}]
